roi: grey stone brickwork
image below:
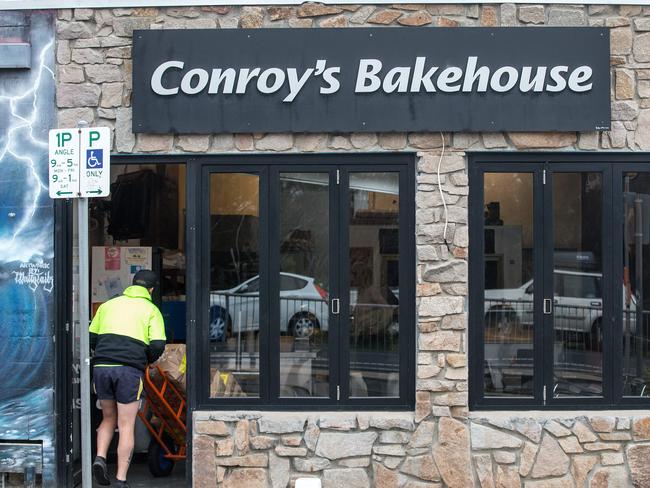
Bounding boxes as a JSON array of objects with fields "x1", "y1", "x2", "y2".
[
  {"x1": 56, "y1": 4, "x2": 650, "y2": 487},
  {"x1": 191, "y1": 412, "x2": 650, "y2": 487}
]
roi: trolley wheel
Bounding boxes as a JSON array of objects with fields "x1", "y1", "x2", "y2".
[{"x1": 148, "y1": 435, "x2": 176, "y2": 477}]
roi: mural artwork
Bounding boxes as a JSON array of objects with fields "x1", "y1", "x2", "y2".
[{"x1": 0, "y1": 10, "x2": 57, "y2": 485}]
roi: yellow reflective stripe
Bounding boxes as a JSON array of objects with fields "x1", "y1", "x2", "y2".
[
  {"x1": 94, "y1": 364, "x2": 122, "y2": 367},
  {"x1": 137, "y1": 379, "x2": 143, "y2": 401}
]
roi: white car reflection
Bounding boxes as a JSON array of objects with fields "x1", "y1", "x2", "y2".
[
  {"x1": 484, "y1": 270, "x2": 637, "y2": 344},
  {"x1": 209, "y1": 272, "x2": 329, "y2": 341}
]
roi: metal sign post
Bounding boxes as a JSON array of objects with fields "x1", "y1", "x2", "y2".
[
  {"x1": 78, "y1": 194, "x2": 92, "y2": 488},
  {"x1": 49, "y1": 123, "x2": 111, "y2": 488}
]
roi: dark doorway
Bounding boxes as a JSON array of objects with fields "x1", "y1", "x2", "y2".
[{"x1": 71, "y1": 162, "x2": 188, "y2": 487}]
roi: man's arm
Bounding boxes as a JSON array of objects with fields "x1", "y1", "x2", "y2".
[
  {"x1": 146, "y1": 340, "x2": 166, "y2": 364},
  {"x1": 146, "y1": 307, "x2": 167, "y2": 364}
]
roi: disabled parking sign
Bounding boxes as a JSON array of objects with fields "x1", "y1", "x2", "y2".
[
  {"x1": 86, "y1": 149, "x2": 103, "y2": 169},
  {"x1": 79, "y1": 127, "x2": 110, "y2": 197},
  {"x1": 49, "y1": 127, "x2": 111, "y2": 198}
]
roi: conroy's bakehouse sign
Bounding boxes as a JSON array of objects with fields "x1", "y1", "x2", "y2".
[{"x1": 132, "y1": 27, "x2": 610, "y2": 134}]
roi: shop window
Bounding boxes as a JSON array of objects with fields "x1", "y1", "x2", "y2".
[
  {"x1": 621, "y1": 172, "x2": 650, "y2": 399},
  {"x1": 201, "y1": 155, "x2": 415, "y2": 409},
  {"x1": 469, "y1": 155, "x2": 650, "y2": 409}
]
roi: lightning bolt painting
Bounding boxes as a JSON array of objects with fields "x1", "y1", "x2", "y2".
[{"x1": 0, "y1": 11, "x2": 57, "y2": 485}]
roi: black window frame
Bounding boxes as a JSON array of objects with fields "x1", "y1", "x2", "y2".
[
  {"x1": 469, "y1": 152, "x2": 650, "y2": 410},
  {"x1": 193, "y1": 153, "x2": 416, "y2": 411}
]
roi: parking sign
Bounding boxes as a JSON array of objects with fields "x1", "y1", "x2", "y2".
[
  {"x1": 79, "y1": 127, "x2": 110, "y2": 198},
  {"x1": 48, "y1": 129, "x2": 80, "y2": 198},
  {"x1": 49, "y1": 127, "x2": 111, "y2": 199}
]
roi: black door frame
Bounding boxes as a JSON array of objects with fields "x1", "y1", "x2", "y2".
[
  {"x1": 542, "y1": 162, "x2": 614, "y2": 407},
  {"x1": 54, "y1": 198, "x2": 74, "y2": 487},
  {"x1": 268, "y1": 165, "x2": 340, "y2": 406},
  {"x1": 57, "y1": 152, "x2": 416, "y2": 487},
  {"x1": 468, "y1": 162, "x2": 544, "y2": 410},
  {"x1": 57, "y1": 156, "x2": 194, "y2": 487},
  {"x1": 338, "y1": 165, "x2": 416, "y2": 408},
  {"x1": 198, "y1": 164, "x2": 271, "y2": 408},
  {"x1": 469, "y1": 152, "x2": 650, "y2": 410},
  {"x1": 612, "y1": 162, "x2": 650, "y2": 406},
  {"x1": 194, "y1": 153, "x2": 415, "y2": 410}
]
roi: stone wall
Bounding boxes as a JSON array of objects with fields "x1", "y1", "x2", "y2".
[
  {"x1": 191, "y1": 412, "x2": 650, "y2": 487},
  {"x1": 56, "y1": 2, "x2": 650, "y2": 152},
  {"x1": 54, "y1": 3, "x2": 650, "y2": 487}
]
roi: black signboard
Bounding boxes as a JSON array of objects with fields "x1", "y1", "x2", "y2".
[{"x1": 132, "y1": 27, "x2": 610, "y2": 134}]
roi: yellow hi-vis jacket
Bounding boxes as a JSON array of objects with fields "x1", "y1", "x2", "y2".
[{"x1": 89, "y1": 285, "x2": 166, "y2": 371}]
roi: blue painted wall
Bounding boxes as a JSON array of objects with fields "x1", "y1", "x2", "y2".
[{"x1": 0, "y1": 11, "x2": 57, "y2": 486}]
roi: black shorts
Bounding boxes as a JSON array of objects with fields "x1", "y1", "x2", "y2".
[{"x1": 93, "y1": 365, "x2": 143, "y2": 404}]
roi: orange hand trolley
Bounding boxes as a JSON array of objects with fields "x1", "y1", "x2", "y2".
[{"x1": 137, "y1": 365, "x2": 187, "y2": 477}]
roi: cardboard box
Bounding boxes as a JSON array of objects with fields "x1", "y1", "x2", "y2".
[{"x1": 154, "y1": 343, "x2": 186, "y2": 392}]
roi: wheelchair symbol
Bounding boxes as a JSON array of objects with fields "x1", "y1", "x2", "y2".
[{"x1": 86, "y1": 149, "x2": 103, "y2": 169}]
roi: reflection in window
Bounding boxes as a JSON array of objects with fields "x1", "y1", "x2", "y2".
[
  {"x1": 208, "y1": 173, "x2": 260, "y2": 398},
  {"x1": 483, "y1": 173, "x2": 534, "y2": 397},
  {"x1": 552, "y1": 173, "x2": 603, "y2": 397},
  {"x1": 623, "y1": 173, "x2": 650, "y2": 398},
  {"x1": 279, "y1": 173, "x2": 330, "y2": 398},
  {"x1": 349, "y1": 173, "x2": 400, "y2": 397}
]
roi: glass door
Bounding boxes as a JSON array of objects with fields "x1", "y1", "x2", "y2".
[
  {"x1": 270, "y1": 168, "x2": 338, "y2": 402},
  {"x1": 482, "y1": 171, "x2": 539, "y2": 400},
  {"x1": 339, "y1": 167, "x2": 414, "y2": 406},
  {"x1": 472, "y1": 156, "x2": 650, "y2": 409},
  {"x1": 198, "y1": 158, "x2": 414, "y2": 408},
  {"x1": 202, "y1": 168, "x2": 267, "y2": 402},
  {"x1": 618, "y1": 169, "x2": 650, "y2": 400},
  {"x1": 545, "y1": 164, "x2": 612, "y2": 404},
  {"x1": 472, "y1": 162, "x2": 612, "y2": 408}
]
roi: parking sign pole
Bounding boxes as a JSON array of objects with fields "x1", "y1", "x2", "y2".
[
  {"x1": 49, "y1": 122, "x2": 110, "y2": 488},
  {"x1": 78, "y1": 195, "x2": 92, "y2": 488},
  {"x1": 77, "y1": 123, "x2": 93, "y2": 488}
]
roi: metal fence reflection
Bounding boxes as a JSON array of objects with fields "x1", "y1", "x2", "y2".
[
  {"x1": 209, "y1": 293, "x2": 330, "y2": 344},
  {"x1": 350, "y1": 303, "x2": 399, "y2": 352},
  {"x1": 483, "y1": 299, "x2": 650, "y2": 397}
]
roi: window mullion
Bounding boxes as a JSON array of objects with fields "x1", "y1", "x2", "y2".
[
  {"x1": 266, "y1": 166, "x2": 279, "y2": 406},
  {"x1": 338, "y1": 167, "x2": 350, "y2": 405}
]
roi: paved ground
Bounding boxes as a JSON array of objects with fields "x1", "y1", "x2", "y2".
[{"x1": 91, "y1": 460, "x2": 186, "y2": 487}]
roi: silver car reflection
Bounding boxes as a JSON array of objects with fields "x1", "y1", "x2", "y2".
[
  {"x1": 484, "y1": 270, "x2": 637, "y2": 345},
  {"x1": 209, "y1": 272, "x2": 329, "y2": 341}
]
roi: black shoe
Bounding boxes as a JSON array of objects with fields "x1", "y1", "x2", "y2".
[
  {"x1": 92, "y1": 456, "x2": 110, "y2": 486},
  {"x1": 114, "y1": 480, "x2": 130, "y2": 488}
]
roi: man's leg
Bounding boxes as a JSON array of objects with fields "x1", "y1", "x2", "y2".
[
  {"x1": 92, "y1": 369, "x2": 116, "y2": 486},
  {"x1": 96, "y1": 400, "x2": 117, "y2": 458},
  {"x1": 115, "y1": 401, "x2": 139, "y2": 482}
]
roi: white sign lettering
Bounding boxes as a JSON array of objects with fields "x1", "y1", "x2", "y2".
[
  {"x1": 48, "y1": 127, "x2": 111, "y2": 199},
  {"x1": 79, "y1": 127, "x2": 111, "y2": 198},
  {"x1": 48, "y1": 129, "x2": 80, "y2": 198},
  {"x1": 12, "y1": 262, "x2": 53, "y2": 293},
  {"x1": 150, "y1": 55, "x2": 594, "y2": 101}
]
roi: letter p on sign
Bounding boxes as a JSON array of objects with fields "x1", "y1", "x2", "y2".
[
  {"x1": 79, "y1": 126, "x2": 111, "y2": 198},
  {"x1": 89, "y1": 130, "x2": 101, "y2": 147}
]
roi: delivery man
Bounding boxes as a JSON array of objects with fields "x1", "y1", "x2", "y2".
[{"x1": 89, "y1": 270, "x2": 166, "y2": 488}]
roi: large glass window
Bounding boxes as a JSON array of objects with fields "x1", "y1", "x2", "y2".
[
  {"x1": 470, "y1": 156, "x2": 650, "y2": 409},
  {"x1": 552, "y1": 172, "x2": 603, "y2": 398},
  {"x1": 208, "y1": 173, "x2": 261, "y2": 398},
  {"x1": 279, "y1": 173, "x2": 330, "y2": 398},
  {"x1": 622, "y1": 172, "x2": 650, "y2": 398},
  {"x1": 349, "y1": 173, "x2": 400, "y2": 398},
  {"x1": 483, "y1": 173, "x2": 534, "y2": 398},
  {"x1": 202, "y1": 158, "x2": 414, "y2": 408}
]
